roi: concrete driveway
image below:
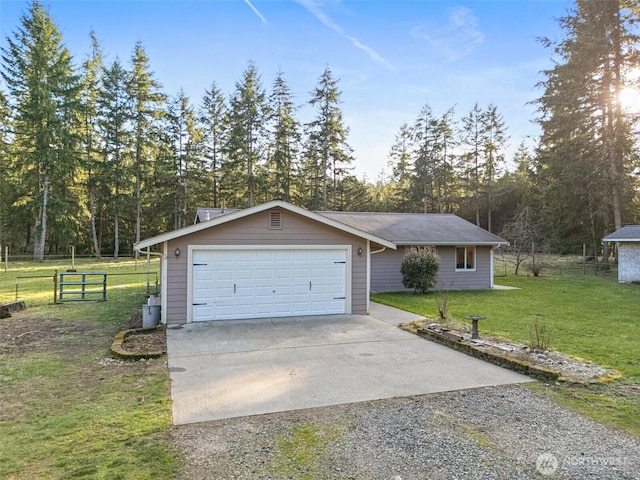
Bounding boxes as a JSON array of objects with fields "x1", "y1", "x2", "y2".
[{"x1": 167, "y1": 303, "x2": 532, "y2": 425}]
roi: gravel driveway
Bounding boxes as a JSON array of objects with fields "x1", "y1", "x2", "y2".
[{"x1": 172, "y1": 384, "x2": 639, "y2": 479}]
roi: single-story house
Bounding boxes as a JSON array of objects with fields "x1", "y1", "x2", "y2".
[
  {"x1": 134, "y1": 200, "x2": 507, "y2": 325},
  {"x1": 602, "y1": 225, "x2": 640, "y2": 283}
]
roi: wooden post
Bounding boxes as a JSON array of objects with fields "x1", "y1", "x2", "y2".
[
  {"x1": 53, "y1": 270, "x2": 58, "y2": 304},
  {"x1": 582, "y1": 243, "x2": 586, "y2": 276},
  {"x1": 4, "y1": 246, "x2": 7, "y2": 273},
  {"x1": 71, "y1": 245, "x2": 75, "y2": 271}
]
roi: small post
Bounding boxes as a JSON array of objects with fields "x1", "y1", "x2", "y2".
[
  {"x1": 146, "y1": 250, "x2": 150, "y2": 295},
  {"x1": 71, "y1": 245, "x2": 75, "y2": 271},
  {"x1": 4, "y1": 246, "x2": 8, "y2": 273},
  {"x1": 465, "y1": 315, "x2": 485, "y2": 340},
  {"x1": 53, "y1": 270, "x2": 58, "y2": 304}
]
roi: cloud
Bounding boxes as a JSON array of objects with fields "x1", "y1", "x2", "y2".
[
  {"x1": 244, "y1": 0, "x2": 268, "y2": 25},
  {"x1": 295, "y1": 0, "x2": 394, "y2": 70},
  {"x1": 411, "y1": 6, "x2": 484, "y2": 62}
]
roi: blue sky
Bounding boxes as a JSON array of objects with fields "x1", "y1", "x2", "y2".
[{"x1": 0, "y1": 0, "x2": 573, "y2": 178}]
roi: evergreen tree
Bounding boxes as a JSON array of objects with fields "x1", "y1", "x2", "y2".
[
  {"x1": 535, "y1": 0, "x2": 639, "y2": 252},
  {"x1": 128, "y1": 42, "x2": 165, "y2": 245},
  {"x1": 80, "y1": 30, "x2": 103, "y2": 257},
  {"x1": 304, "y1": 67, "x2": 353, "y2": 210},
  {"x1": 387, "y1": 122, "x2": 415, "y2": 212},
  {"x1": 223, "y1": 63, "x2": 269, "y2": 207},
  {"x1": 481, "y1": 104, "x2": 507, "y2": 232},
  {"x1": 97, "y1": 58, "x2": 132, "y2": 258},
  {"x1": 267, "y1": 70, "x2": 300, "y2": 202},
  {"x1": 459, "y1": 103, "x2": 486, "y2": 226},
  {"x1": 1, "y1": 1, "x2": 82, "y2": 261},
  {"x1": 200, "y1": 81, "x2": 227, "y2": 207},
  {"x1": 412, "y1": 105, "x2": 457, "y2": 213},
  {"x1": 165, "y1": 90, "x2": 206, "y2": 229},
  {"x1": 0, "y1": 87, "x2": 11, "y2": 248}
]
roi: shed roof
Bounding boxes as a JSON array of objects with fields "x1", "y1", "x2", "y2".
[
  {"x1": 602, "y1": 225, "x2": 640, "y2": 242},
  {"x1": 317, "y1": 211, "x2": 507, "y2": 246}
]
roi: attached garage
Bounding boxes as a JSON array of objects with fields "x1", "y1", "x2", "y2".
[
  {"x1": 190, "y1": 247, "x2": 349, "y2": 321},
  {"x1": 135, "y1": 201, "x2": 395, "y2": 325}
]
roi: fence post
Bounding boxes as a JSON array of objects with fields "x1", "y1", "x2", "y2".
[{"x1": 53, "y1": 270, "x2": 58, "y2": 304}]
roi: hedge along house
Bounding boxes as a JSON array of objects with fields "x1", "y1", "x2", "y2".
[
  {"x1": 603, "y1": 225, "x2": 640, "y2": 283},
  {"x1": 135, "y1": 201, "x2": 507, "y2": 325}
]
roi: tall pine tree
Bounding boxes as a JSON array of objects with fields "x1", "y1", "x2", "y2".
[
  {"x1": 223, "y1": 63, "x2": 269, "y2": 207},
  {"x1": 1, "y1": 1, "x2": 82, "y2": 260},
  {"x1": 303, "y1": 67, "x2": 353, "y2": 210}
]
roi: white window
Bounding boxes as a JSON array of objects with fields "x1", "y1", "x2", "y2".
[{"x1": 456, "y1": 246, "x2": 476, "y2": 271}]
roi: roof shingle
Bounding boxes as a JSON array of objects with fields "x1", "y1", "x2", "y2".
[
  {"x1": 317, "y1": 211, "x2": 507, "y2": 245},
  {"x1": 603, "y1": 225, "x2": 640, "y2": 242}
]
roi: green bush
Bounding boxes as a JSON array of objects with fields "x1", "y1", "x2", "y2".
[{"x1": 400, "y1": 246, "x2": 440, "y2": 294}]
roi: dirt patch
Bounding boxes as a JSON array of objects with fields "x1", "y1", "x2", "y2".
[
  {"x1": 122, "y1": 328, "x2": 166, "y2": 353},
  {"x1": 0, "y1": 316, "x2": 100, "y2": 356}
]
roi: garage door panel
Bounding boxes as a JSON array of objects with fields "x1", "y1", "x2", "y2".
[{"x1": 192, "y1": 248, "x2": 347, "y2": 321}]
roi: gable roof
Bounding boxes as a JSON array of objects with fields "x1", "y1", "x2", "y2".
[
  {"x1": 317, "y1": 211, "x2": 508, "y2": 246},
  {"x1": 603, "y1": 225, "x2": 640, "y2": 242},
  {"x1": 135, "y1": 200, "x2": 397, "y2": 251}
]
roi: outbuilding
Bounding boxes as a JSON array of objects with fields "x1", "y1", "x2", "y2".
[
  {"x1": 603, "y1": 225, "x2": 640, "y2": 283},
  {"x1": 135, "y1": 200, "x2": 507, "y2": 325}
]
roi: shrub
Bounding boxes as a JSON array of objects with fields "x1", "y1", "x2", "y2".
[
  {"x1": 526, "y1": 260, "x2": 548, "y2": 277},
  {"x1": 401, "y1": 246, "x2": 440, "y2": 294},
  {"x1": 436, "y1": 280, "x2": 454, "y2": 321},
  {"x1": 527, "y1": 315, "x2": 553, "y2": 352}
]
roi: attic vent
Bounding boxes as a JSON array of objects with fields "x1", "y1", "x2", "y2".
[{"x1": 269, "y1": 210, "x2": 283, "y2": 230}]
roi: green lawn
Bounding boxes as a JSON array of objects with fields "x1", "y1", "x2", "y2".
[
  {"x1": 2, "y1": 260, "x2": 638, "y2": 478},
  {"x1": 0, "y1": 259, "x2": 178, "y2": 479},
  {"x1": 372, "y1": 273, "x2": 640, "y2": 437}
]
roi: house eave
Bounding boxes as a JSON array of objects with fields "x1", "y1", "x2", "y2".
[
  {"x1": 395, "y1": 241, "x2": 508, "y2": 247},
  {"x1": 602, "y1": 238, "x2": 640, "y2": 243}
]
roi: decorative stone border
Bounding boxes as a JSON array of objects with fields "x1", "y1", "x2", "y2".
[
  {"x1": 409, "y1": 325, "x2": 562, "y2": 382},
  {"x1": 110, "y1": 325, "x2": 166, "y2": 360}
]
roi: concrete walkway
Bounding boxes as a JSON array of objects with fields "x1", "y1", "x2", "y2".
[{"x1": 167, "y1": 303, "x2": 532, "y2": 425}]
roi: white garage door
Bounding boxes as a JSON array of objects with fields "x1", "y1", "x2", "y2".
[{"x1": 191, "y1": 248, "x2": 347, "y2": 321}]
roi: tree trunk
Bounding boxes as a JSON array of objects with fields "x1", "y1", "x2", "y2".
[
  {"x1": 135, "y1": 160, "x2": 141, "y2": 257},
  {"x1": 33, "y1": 175, "x2": 49, "y2": 262},
  {"x1": 89, "y1": 190, "x2": 100, "y2": 258},
  {"x1": 114, "y1": 183, "x2": 119, "y2": 259}
]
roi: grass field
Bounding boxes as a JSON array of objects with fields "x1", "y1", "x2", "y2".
[
  {"x1": 2, "y1": 258, "x2": 638, "y2": 478},
  {"x1": 372, "y1": 272, "x2": 640, "y2": 437},
  {"x1": 0, "y1": 258, "x2": 178, "y2": 479}
]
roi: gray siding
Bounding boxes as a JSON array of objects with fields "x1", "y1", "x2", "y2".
[
  {"x1": 165, "y1": 207, "x2": 368, "y2": 324},
  {"x1": 618, "y1": 243, "x2": 640, "y2": 282},
  {"x1": 371, "y1": 246, "x2": 494, "y2": 292}
]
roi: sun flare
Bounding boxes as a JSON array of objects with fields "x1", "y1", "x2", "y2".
[{"x1": 618, "y1": 86, "x2": 640, "y2": 113}]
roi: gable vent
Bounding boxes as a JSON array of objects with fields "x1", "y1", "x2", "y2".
[{"x1": 269, "y1": 210, "x2": 283, "y2": 230}]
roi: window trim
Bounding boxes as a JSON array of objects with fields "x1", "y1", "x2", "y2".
[{"x1": 455, "y1": 246, "x2": 476, "y2": 272}]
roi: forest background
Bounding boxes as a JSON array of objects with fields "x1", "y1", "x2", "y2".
[{"x1": 0, "y1": 0, "x2": 638, "y2": 261}]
